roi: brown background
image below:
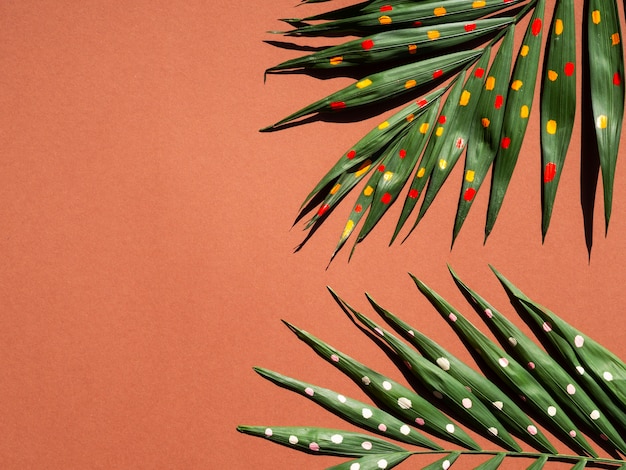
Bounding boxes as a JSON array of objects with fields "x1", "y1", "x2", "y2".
[{"x1": 2, "y1": 0, "x2": 626, "y2": 468}]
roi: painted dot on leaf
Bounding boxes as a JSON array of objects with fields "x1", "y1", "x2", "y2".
[
  {"x1": 604, "y1": 371, "x2": 614, "y2": 381},
  {"x1": 331, "y1": 354, "x2": 340, "y2": 362},
  {"x1": 338, "y1": 394, "x2": 347, "y2": 403},
  {"x1": 567, "y1": 384, "x2": 576, "y2": 395},
  {"x1": 356, "y1": 79, "x2": 373, "y2": 89},
  {"x1": 382, "y1": 381, "x2": 392, "y2": 391},
  {"x1": 531, "y1": 18, "x2": 542, "y2": 36},
  {"x1": 475, "y1": 67, "x2": 485, "y2": 78},
  {"x1": 350, "y1": 464, "x2": 361, "y2": 470},
  {"x1": 362, "y1": 408, "x2": 373, "y2": 419},
  {"x1": 378, "y1": 15, "x2": 392, "y2": 25},
  {"x1": 448, "y1": 313, "x2": 457, "y2": 322},
  {"x1": 445, "y1": 424, "x2": 455, "y2": 433},
  {"x1": 408, "y1": 44, "x2": 417, "y2": 54},
  {"x1": 464, "y1": 23, "x2": 476, "y2": 32},
  {"x1": 331, "y1": 101, "x2": 346, "y2": 109},
  {"x1": 498, "y1": 358, "x2": 509, "y2": 367},
  {"x1": 432, "y1": 69, "x2": 443, "y2": 79},
  {"x1": 305, "y1": 387, "x2": 314, "y2": 396},
  {"x1": 481, "y1": 117, "x2": 490, "y2": 128},
  {"x1": 592, "y1": 10, "x2": 601, "y2": 24},
  {"x1": 398, "y1": 397, "x2": 412, "y2": 409},
  {"x1": 614, "y1": 72, "x2": 621, "y2": 85},
  {"x1": 378, "y1": 423, "x2": 387, "y2": 432},
  {"x1": 377, "y1": 164, "x2": 385, "y2": 172},
  {"x1": 362, "y1": 376, "x2": 371, "y2": 385},
  {"x1": 309, "y1": 442, "x2": 320, "y2": 451},
  {"x1": 527, "y1": 425, "x2": 538, "y2": 435},
  {"x1": 546, "y1": 120, "x2": 557, "y2": 134},
  {"x1": 547, "y1": 406, "x2": 557, "y2": 416},
  {"x1": 399, "y1": 149, "x2": 407, "y2": 158},
  {"x1": 346, "y1": 149, "x2": 357, "y2": 159},
  {"x1": 542, "y1": 322, "x2": 552, "y2": 332},
  {"x1": 434, "y1": 7, "x2": 446, "y2": 16},
  {"x1": 520, "y1": 105, "x2": 529, "y2": 118},
  {"x1": 520, "y1": 45, "x2": 529, "y2": 57},
  {"x1": 511, "y1": 80, "x2": 523, "y2": 91},
  {"x1": 417, "y1": 99, "x2": 428, "y2": 107},
  {"x1": 597, "y1": 115, "x2": 608, "y2": 129},
  {"x1": 400, "y1": 425, "x2": 410, "y2": 435},
  {"x1": 463, "y1": 188, "x2": 476, "y2": 201},
  {"x1": 363, "y1": 186, "x2": 374, "y2": 196},
  {"x1": 462, "y1": 398, "x2": 472, "y2": 409},
  {"x1": 405, "y1": 79, "x2": 417, "y2": 89},
  {"x1": 415, "y1": 417, "x2": 425, "y2": 426},
  {"x1": 455, "y1": 138, "x2": 465, "y2": 149},
  {"x1": 501, "y1": 137, "x2": 511, "y2": 149},
  {"x1": 289, "y1": 435, "x2": 298, "y2": 444},
  {"x1": 265, "y1": 428, "x2": 273, "y2": 437},
  {"x1": 576, "y1": 366, "x2": 585, "y2": 375},
  {"x1": 331, "y1": 434, "x2": 344, "y2": 444},
  {"x1": 493, "y1": 401, "x2": 503, "y2": 410},
  {"x1": 574, "y1": 335, "x2": 584, "y2": 348},
  {"x1": 485, "y1": 76, "x2": 495, "y2": 90},
  {"x1": 612, "y1": 33, "x2": 620, "y2": 46},
  {"x1": 437, "y1": 357, "x2": 451, "y2": 370},
  {"x1": 569, "y1": 430, "x2": 577, "y2": 438},
  {"x1": 528, "y1": 362, "x2": 535, "y2": 369},
  {"x1": 409, "y1": 189, "x2": 419, "y2": 199},
  {"x1": 377, "y1": 459, "x2": 388, "y2": 469},
  {"x1": 590, "y1": 410, "x2": 600, "y2": 420},
  {"x1": 459, "y1": 90, "x2": 471, "y2": 106},
  {"x1": 564, "y1": 62, "x2": 575, "y2": 76},
  {"x1": 555, "y1": 19, "x2": 563, "y2": 35},
  {"x1": 484, "y1": 309, "x2": 493, "y2": 318},
  {"x1": 548, "y1": 70, "x2": 558, "y2": 81},
  {"x1": 379, "y1": 4, "x2": 392, "y2": 11},
  {"x1": 427, "y1": 30, "x2": 440, "y2": 40},
  {"x1": 355, "y1": 204, "x2": 363, "y2": 213},
  {"x1": 330, "y1": 56, "x2": 343, "y2": 66},
  {"x1": 488, "y1": 427, "x2": 498, "y2": 436},
  {"x1": 494, "y1": 95, "x2": 503, "y2": 109}
]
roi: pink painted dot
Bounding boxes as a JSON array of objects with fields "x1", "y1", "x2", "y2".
[
  {"x1": 403, "y1": 360, "x2": 412, "y2": 370},
  {"x1": 569, "y1": 430, "x2": 576, "y2": 438},
  {"x1": 265, "y1": 428, "x2": 273, "y2": 437},
  {"x1": 542, "y1": 322, "x2": 552, "y2": 332},
  {"x1": 378, "y1": 423, "x2": 387, "y2": 432},
  {"x1": 528, "y1": 362, "x2": 535, "y2": 369},
  {"x1": 484, "y1": 309, "x2": 493, "y2": 318},
  {"x1": 331, "y1": 354, "x2": 340, "y2": 362},
  {"x1": 566, "y1": 384, "x2": 576, "y2": 395},
  {"x1": 309, "y1": 442, "x2": 320, "y2": 451},
  {"x1": 455, "y1": 137, "x2": 465, "y2": 149},
  {"x1": 498, "y1": 357, "x2": 509, "y2": 368},
  {"x1": 448, "y1": 313, "x2": 457, "y2": 322},
  {"x1": 527, "y1": 425, "x2": 538, "y2": 435},
  {"x1": 305, "y1": 387, "x2": 315, "y2": 396},
  {"x1": 408, "y1": 189, "x2": 419, "y2": 199},
  {"x1": 415, "y1": 418, "x2": 425, "y2": 426},
  {"x1": 346, "y1": 149, "x2": 357, "y2": 159}
]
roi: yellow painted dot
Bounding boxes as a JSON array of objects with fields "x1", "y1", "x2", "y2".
[
  {"x1": 472, "y1": 0, "x2": 486, "y2": 7},
  {"x1": 379, "y1": 15, "x2": 392, "y2": 25},
  {"x1": 485, "y1": 76, "x2": 495, "y2": 90},
  {"x1": 434, "y1": 7, "x2": 446, "y2": 16},
  {"x1": 520, "y1": 45, "x2": 529, "y2": 57},
  {"x1": 330, "y1": 183, "x2": 341, "y2": 194},
  {"x1": 612, "y1": 33, "x2": 620, "y2": 45},
  {"x1": 417, "y1": 168, "x2": 426, "y2": 178},
  {"x1": 408, "y1": 44, "x2": 417, "y2": 54},
  {"x1": 481, "y1": 118, "x2": 490, "y2": 128},
  {"x1": 383, "y1": 171, "x2": 393, "y2": 181},
  {"x1": 356, "y1": 79, "x2": 372, "y2": 89},
  {"x1": 548, "y1": 70, "x2": 558, "y2": 81},
  {"x1": 364, "y1": 185, "x2": 374, "y2": 196},
  {"x1": 435, "y1": 126, "x2": 444, "y2": 137},
  {"x1": 592, "y1": 10, "x2": 601, "y2": 24},
  {"x1": 406, "y1": 113, "x2": 415, "y2": 122},
  {"x1": 439, "y1": 159, "x2": 447, "y2": 169},
  {"x1": 405, "y1": 79, "x2": 417, "y2": 89},
  {"x1": 546, "y1": 120, "x2": 557, "y2": 134},
  {"x1": 465, "y1": 170, "x2": 475, "y2": 182},
  {"x1": 330, "y1": 56, "x2": 343, "y2": 65},
  {"x1": 355, "y1": 161, "x2": 371, "y2": 177},
  {"x1": 555, "y1": 19, "x2": 563, "y2": 35},
  {"x1": 511, "y1": 80, "x2": 523, "y2": 91},
  {"x1": 342, "y1": 220, "x2": 354, "y2": 239},
  {"x1": 419, "y1": 123, "x2": 430, "y2": 134},
  {"x1": 378, "y1": 121, "x2": 390, "y2": 130},
  {"x1": 597, "y1": 115, "x2": 607, "y2": 129},
  {"x1": 427, "y1": 30, "x2": 440, "y2": 40},
  {"x1": 520, "y1": 105, "x2": 529, "y2": 119},
  {"x1": 459, "y1": 90, "x2": 471, "y2": 106}
]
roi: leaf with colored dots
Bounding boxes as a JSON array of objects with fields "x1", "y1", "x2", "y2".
[
  {"x1": 267, "y1": 18, "x2": 512, "y2": 72},
  {"x1": 263, "y1": 49, "x2": 481, "y2": 131},
  {"x1": 452, "y1": 25, "x2": 515, "y2": 244},
  {"x1": 362, "y1": 293, "x2": 557, "y2": 454},
  {"x1": 326, "y1": 452, "x2": 412, "y2": 470},
  {"x1": 484, "y1": 0, "x2": 546, "y2": 241},
  {"x1": 281, "y1": 0, "x2": 527, "y2": 37},
  {"x1": 254, "y1": 367, "x2": 442, "y2": 449},
  {"x1": 587, "y1": 0, "x2": 624, "y2": 232},
  {"x1": 236, "y1": 425, "x2": 407, "y2": 456},
  {"x1": 539, "y1": 0, "x2": 576, "y2": 240}
]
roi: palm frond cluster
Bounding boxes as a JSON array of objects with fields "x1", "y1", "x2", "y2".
[
  {"x1": 263, "y1": 0, "x2": 623, "y2": 260},
  {"x1": 239, "y1": 267, "x2": 626, "y2": 469}
]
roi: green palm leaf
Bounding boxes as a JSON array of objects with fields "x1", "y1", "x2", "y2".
[
  {"x1": 239, "y1": 268, "x2": 626, "y2": 468},
  {"x1": 263, "y1": 0, "x2": 625, "y2": 255}
]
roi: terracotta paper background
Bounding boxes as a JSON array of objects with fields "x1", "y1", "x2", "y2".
[{"x1": 2, "y1": 1, "x2": 626, "y2": 468}]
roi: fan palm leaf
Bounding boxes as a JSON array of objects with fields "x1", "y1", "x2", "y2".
[{"x1": 239, "y1": 268, "x2": 626, "y2": 468}]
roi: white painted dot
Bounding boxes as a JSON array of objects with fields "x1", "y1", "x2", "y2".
[
  {"x1": 331, "y1": 354, "x2": 340, "y2": 362},
  {"x1": 374, "y1": 327, "x2": 384, "y2": 336},
  {"x1": 547, "y1": 406, "x2": 557, "y2": 416},
  {"x1": 350, "y1": 464, "x2": 361, "y2": 470},
  {"x1": 462, "y1": 398, "x2": 472, "y2": 409},
  {"x1": 400, "y1": 424, "x2": 410, "y2": 435},
  {"x1": 398, "y1": 397, "x2": 412, "y2": 409},
  {"x1": 337, "y1": 394, "x2": 347, "y2": 403},
  {"x1": 362, "y1": 408, "x2": 373, "y2": 419},
  {"x1": 574, "y1": 335, "x2": 584, "y2": 348},
  {"x1": 569, "y1": 430, "x2": 577, "y2": 438},
  {"x1": 378, "y1": 423, "x2": 387, "y2": 432},
  {"x1": 331, "y1": 434, "x2": 344, "y2": 444},
  {"x1": 382, "y1": 381, "x2": 392, "y2": 390},
  {"x1": 377, "y1": 459, "x2": 388, "y2": 469},
  {"x1": 448, "y1": 313, "x2": 457, "y2": 322},
  {"x1": 576, "y1": 366, "x2": 585, "y2": 375},
  {"x1": 362, "y1": 376, "x2": 371, "y2": 385},
  {"x1": 361, "y1": 441, "x2": 373, "y2": 450},
  {"x1": 305, "y1": 387, "x2": 315, "y2": 396},
  {"x1": 498, "y1": 357, "x2": 509, "y2": 368},
  {"x1": 488, "y1": 427, "x2": 498, "y2": 436},
  {"x1": 289, "y1": 435, "x2": 298, "y2": 445},
  {"x1": 436, "y1": 357, "x2": 451, "y2": 371},
  {"x1": 445, "y1": 423, "x2": 455, "y2": 433},
  {"x1": 542, "y1": 322, "x2": 552, "y2": 332},
  {"x1": 484, "y1": 309, "x2": 493, "y2": 318},
  {"x1": 407, "y1": 330, "x2": 415, "y2": 336},
  {"x1": 442, "y1": 459, "x2": 451, "y2": 470},
  {"x1": 264, "y1": 428, "x2": 273, "y2": 437},
  {"x1": 508, "y1": 337, "x2": 518, "y2": 346},
  {"x1": 590, "y1": 410, "x2": 600, "y2": 420},
  {"x1": 309, "y1": 442, "x2": 320, "y2": 451},
  {"x1": 527, "y1": 425, "x2": 538, "y2": 435},
  {"x1": 433, "y1": 391, "x2": 443, "y2": 399},
  {"x1": 604, "y1": 371, "x2": 614, "y2": 381},
  {"x1": 566, "y1": 384, "x2": 576, "y2": 395}
]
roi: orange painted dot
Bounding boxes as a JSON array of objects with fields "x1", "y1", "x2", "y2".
[
  {"x1": 363, "y1": 186, "x2": 374, "y2": 196},
  {"x1": 408, "y1": 44, "x2": 417, "y2": 54},
  {"x1": 592, "y1": 10, "x2": 601, "y2": 24},
  {"x1": 612, "y1": 33, "x2": 620, "y2": 46},
  {"x1": 555, "y1": 19, "x2": 563, "y2": 35},
  {"x1": 464, "y1": 188, "x2": 476, "y2": 201},
  {"x1": 409, "y1": 189, "x2": 419, "y2": 198},
  {"x1": 434, "y1": 7, "x2": 446, "y2": 16},
  {"x1": 485, "y1": 76, "x2": 495, "y2": 90},
  {"x1": 501, "y1": 136, "x2": 511, "y2": 149},
  {"x1": 511, "y1": 80, "x2": 523, "y2": 91},
  {"x1": 405, "y1": 79, "x2": 417, "y2": 88},
  {"x1": 481, "y1": 118, "x2": 490, "y2": 128},
  {"x1": 330, "y1": 183, "x2": 341, "y2": 194},
  {"x1": 381, "y1": 192, "x2": 392, "y2": 204},
  {"x1": 564, "y1": 62, "x2": 574, "y2": 76},
  {"x1": 378, "y1": 15, "x2": 392, "y2": 25},
  {"x1": 330, "y1": 56, "x2": 343, "y2": 65},
  {"x1": 354, "y1": 204, "x2": 363, "y2": 213},
  {"x1": 520, "y1": 105, "x2": 529, "y2": 119},
  {"x1": 406, "y1": 113, "x2": 415, "y2": 122},
  {"x1": 331, "y1": 101, "x2": 346, "y2": 109},
  {"x1": 472, "y1": 0, "x2": 485, "y2": 7},
  {"x1": 459, "y1": 90, "x2": 471, "y2": 106},
  {"x1": 546, "y1": 120, "x2": 557, "y2": 134},
  {"x1": 531, "y1": 18, "x2": 542, "y2": 36},
  {"x1": 544, "y1": 162, "x2": 557, "y2": 183},
  {"x1": 427, "y1": 30, "x2": 440, "y2": 40},
  {"x1": 548, "y1": 70, "x2": 558, "y2": 81}
]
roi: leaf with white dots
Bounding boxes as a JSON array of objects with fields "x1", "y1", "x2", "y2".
[
  {"x1": 326, "y1": 452, "x2": 412, "y2": 470},
  {"x1": 236, "y1": 425, "x2": 406, "y2": 456}
]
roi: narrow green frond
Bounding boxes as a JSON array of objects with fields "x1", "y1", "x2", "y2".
[
  {"x1": 326, "y1": 452, "x2": 412, "y2": 470},
  {"x1": 421, "y1": 451, "x2": 461, "y2": 469},
  {"x1": 474, "y1": 452, "x2": 506, "y2": 470}
]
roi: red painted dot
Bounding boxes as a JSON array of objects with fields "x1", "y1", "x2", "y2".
[
  {"x1": 474, "y1": 67, "x2": 485, "y2": 78},
  {"x1": 381, "y1": 192, "x2": 392, "y2": 204},
  {"x1": 494, "y1": 95, "x2": 503, "y2": 109},
  {"x1": 413, "y1": 21, "x2": 422, "y2": 27},
  {"x1": 501, "y1": 136, "x2": 511, "y2": 149},
  {"x1": 544, "y1": 162, "x2": 557, "y2": 183},
  {"x1": 399, "y1": 149, "x2": 407, "y2": 158},
  {"x1": 463, "y1": 188, "x2": 476, "y2": 201},
  {"x1": 355, "y1": 204, "x2": 363, "y2": 213},
  {"x1": 331, "y1": 101, "x2": 346, "y2": 109},
  {"x1": 438, "y1": 115, "x2": 447, "y2": 124},
  {"x1": 377, "y1": 164, "x2": 385, "y2": 172},
  {"x1": 346, "y1": 149, "x2": 357, "y2": 159},
  {"x1": 361, "y1": 39, "x2": 375, "y2": 50},
  {"x1": 614, "y1": 72, "x2": 621, "y2": 86},
  {"x1": 379, "y1": 4, "x2": 392, "y2": 11},
  {"x1": 464, "y1": 23, "x2": 476, "y2": 32},
  {"x1": 432, "y1": 69, "x2": 443, "y2": 79},
  {"x1": 417, "y1": 99, "x2": 428, "y2": 107},
  {"x1": 564, "y1": 62, "x2": 574, "y2": 76},
  {"x1": 408, "y1": 189, "x2": 419, "y2": 199},
  {"x1": 317, "y1": 204, "x2": 330, "y2": 216},
  {"x1": 531, "y1": 18, "x2": 542, "y2": 36}
]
